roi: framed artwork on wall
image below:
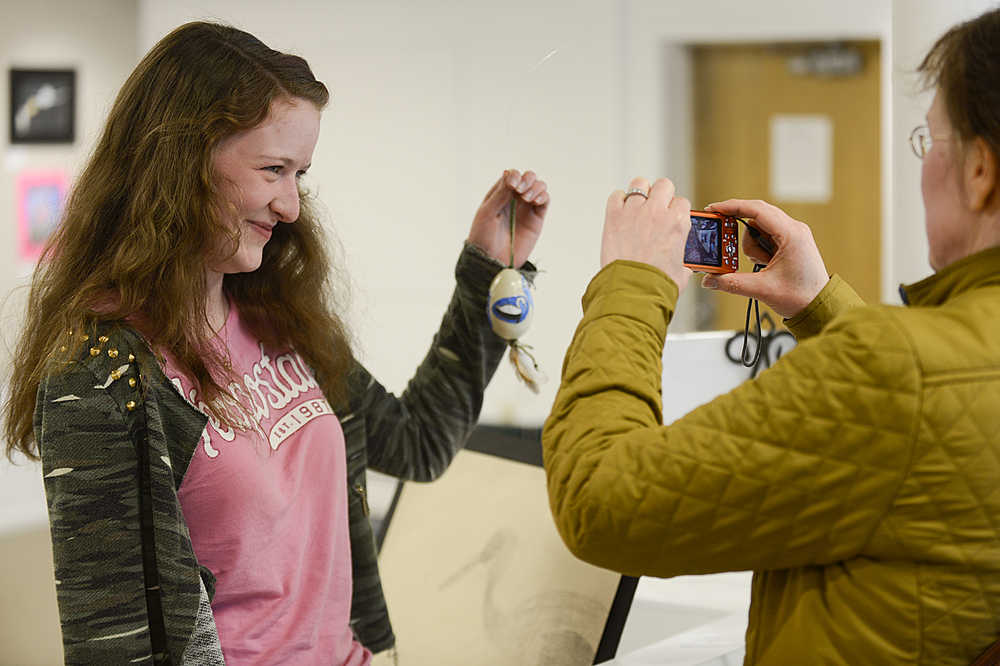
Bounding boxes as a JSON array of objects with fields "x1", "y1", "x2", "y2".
[
  {"x1": 9, "y1": 69, "x2": 76, "y2": 144},
  {"x1": 16, "y1": 170, "x2": 68, "y2": 262}
]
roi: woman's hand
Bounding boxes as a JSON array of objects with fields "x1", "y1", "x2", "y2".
[
  {"x1": 701, "y1": 199, "x2": 830, "y2": 319},
  {"x1": 467, "y1": 169, "x2": 548, "y2": 267},
  {"x1": 601, "y1": 176, "x2": 692, "y2": 291}
]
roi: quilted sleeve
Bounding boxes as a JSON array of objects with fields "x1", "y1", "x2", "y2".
[
  {"x1": 543, "y1": 261, "x2": 920, "y2": 578},
  {"x1": 35, "y1": 365, "x2": 155, "y2": 664},
  {"x1": 783, "y1": 274, "x2": 865, "y2": 340}
]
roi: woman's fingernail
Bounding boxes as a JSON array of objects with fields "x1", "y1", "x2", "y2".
[{"x1": 702, "y1": 275, "x2": 719, "y2": 289}]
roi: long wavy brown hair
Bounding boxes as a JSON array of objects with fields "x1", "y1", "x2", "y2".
[{"x1": 5, "y1": 22, "x2": 354, "y2": 460}]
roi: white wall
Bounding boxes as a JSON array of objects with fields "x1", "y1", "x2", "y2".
[{"x1": 0, "y1": 0, "x2": 138, "y2": 534}]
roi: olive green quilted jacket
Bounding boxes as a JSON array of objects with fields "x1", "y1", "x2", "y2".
[{"x1": 543, "y1": 247, "x2": 1000, "y2": 664}]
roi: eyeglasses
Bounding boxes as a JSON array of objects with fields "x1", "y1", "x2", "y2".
[{"x1": 909, "y1": 125, "x2": 951, "y2": 159}]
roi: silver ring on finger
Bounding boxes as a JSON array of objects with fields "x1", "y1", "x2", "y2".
[{"x1": 623, "y1": 187, "x2": 649, "y2": 202}]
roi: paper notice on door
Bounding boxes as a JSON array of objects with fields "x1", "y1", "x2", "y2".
[{"x1": 769, "y1": 114, "x2": 833, "y2": 203}]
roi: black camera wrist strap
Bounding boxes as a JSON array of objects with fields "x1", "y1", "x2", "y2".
[{"x1": 739, "y1": 264, "x2": 766, "y2": 368}]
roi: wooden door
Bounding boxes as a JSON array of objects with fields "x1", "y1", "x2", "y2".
[{"x1": 691, "y1": 42, "x2": 881, "y2": 330}]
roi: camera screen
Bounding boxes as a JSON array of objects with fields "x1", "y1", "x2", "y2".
[{"x1": 685, "y1": 216, "x2": 722, "y2": 267}]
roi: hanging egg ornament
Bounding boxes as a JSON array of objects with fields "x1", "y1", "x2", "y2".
[{"x1": 487, "y1": 267, "x2": 534, "y2": 341}]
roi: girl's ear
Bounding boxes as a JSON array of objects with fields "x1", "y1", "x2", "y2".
[{"x1": 964, "y1": 136, "x2": 998, "y2": 211}]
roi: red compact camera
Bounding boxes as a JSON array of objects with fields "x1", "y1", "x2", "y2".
[{"x1": 684, "y1": 211, "x2": 739, "y2": 274}]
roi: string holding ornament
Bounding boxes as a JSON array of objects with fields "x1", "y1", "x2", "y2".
[
  {"x1": 485, "y1": 47, "x2": 559, "y2": 393},
  {"x1": 487, "y1": 198, "x2": 547, "y2": 393}
]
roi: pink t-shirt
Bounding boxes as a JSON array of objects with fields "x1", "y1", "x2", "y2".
[{"x1": 167, "y1": 304, "x2": 370, "y2": 665}]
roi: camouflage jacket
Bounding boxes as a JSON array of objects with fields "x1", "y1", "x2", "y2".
[{"x1": 36, "y1": 243, "x2": 525, "y2": 664}]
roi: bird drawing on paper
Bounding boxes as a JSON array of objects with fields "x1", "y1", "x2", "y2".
[{"x1": 440, "y1": 528, "x2": 608, "y2": 665}]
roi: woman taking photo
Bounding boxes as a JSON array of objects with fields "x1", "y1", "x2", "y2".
[
  {"x1": 544, "y1": 7, "x2": 1000, "y2": 664},
  {"x1": 5, "y1": 22, "x2": 548, "y2": 665}
]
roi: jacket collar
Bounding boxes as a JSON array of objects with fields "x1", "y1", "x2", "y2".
[{"x1": 899, "y1": 246, "x2": 1000, "y2": 307}]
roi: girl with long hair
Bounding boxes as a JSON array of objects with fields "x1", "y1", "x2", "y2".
[{"x1": 6, "y1": 21, "x2": 548, "y2": 665}]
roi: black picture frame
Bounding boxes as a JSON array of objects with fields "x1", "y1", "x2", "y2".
[{"x1": 9, "y1": 68, "x2": 76, "y2": 144}]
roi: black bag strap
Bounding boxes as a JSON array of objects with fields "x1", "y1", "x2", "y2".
[{"x1": 132, "y1": 407, "x2": 172, "y2": 664}]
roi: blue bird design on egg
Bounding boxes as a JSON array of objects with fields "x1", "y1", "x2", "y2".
[{"x1": 487, "y1": 268, "x2": 534, "y2": 341}]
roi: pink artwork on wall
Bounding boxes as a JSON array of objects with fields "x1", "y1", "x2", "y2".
[{"x1": 16, "y1": 170, "x2": 68, "y2": 262}]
